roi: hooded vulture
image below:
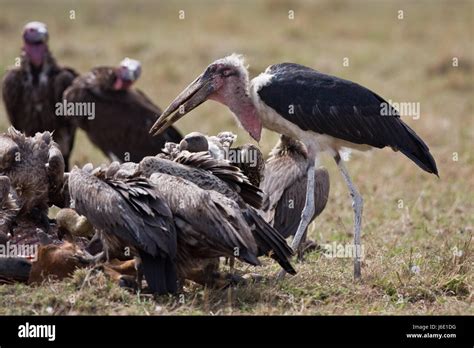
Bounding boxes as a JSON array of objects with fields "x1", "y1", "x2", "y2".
[
  {"x1": 2, "y1": 21, "x2": 77, "y2": 170},
  {"x1": 63, "y1": 58, "x2": 182, "y2": 163}
]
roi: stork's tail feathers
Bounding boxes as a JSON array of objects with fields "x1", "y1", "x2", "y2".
[{"x1": 399, "y1": 124, "x2": 439, "y2": 177}]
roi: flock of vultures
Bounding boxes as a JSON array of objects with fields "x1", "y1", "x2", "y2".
[
  {"x1": 1, "y1": 21, "x2": 437, "y2": 296},
  {"x1": 0, "y1": 22, "x2": 329, "y2": 294}
]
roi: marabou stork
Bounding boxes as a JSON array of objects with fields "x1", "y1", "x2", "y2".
[{"x1": 150, "y1": 54, "x2": 438, "y2": 279}]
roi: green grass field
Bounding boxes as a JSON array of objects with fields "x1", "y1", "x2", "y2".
[{"x1": 0, "y1": 0, "x2": 472, "y2": 315}]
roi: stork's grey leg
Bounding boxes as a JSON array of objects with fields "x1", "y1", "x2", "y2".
[
  {"x1": 296, "y1": 230, "x2": 308, "y2": 262},
  {"x1": 335, "y1": 155, "x2": 363, "y2": 279},
  {"x1": 277, "y1": 159, "x2": 316, "y2": 279}
]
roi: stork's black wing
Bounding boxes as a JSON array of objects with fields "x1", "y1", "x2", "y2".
[{"x1": 258, "y1": 63, "x2": 438, "y2": 175}]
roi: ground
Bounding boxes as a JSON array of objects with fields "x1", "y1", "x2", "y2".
[{"x1": 0, "y1": 0, "x2": 472, "y2": 315}]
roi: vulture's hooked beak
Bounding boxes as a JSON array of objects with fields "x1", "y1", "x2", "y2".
[{"x1": 150, "y1": 73, "x2": 215, "y2": 136}]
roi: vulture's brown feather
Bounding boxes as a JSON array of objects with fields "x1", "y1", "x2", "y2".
[
  {"x1": 64, "y1": 67, "x2": 182, "y2": 162},
  {"x1": 261, "y1": 135, "x2": 330, "y2": 242},
  {"x1": 2, "y1": 42, "x2": 77, "y2": 170},
  {"x1": 0, "y1": 127, "x2": 66, "y2": 232},
  {"x1": 138, "y1": 153, "x2": 295, "y2": 274}
]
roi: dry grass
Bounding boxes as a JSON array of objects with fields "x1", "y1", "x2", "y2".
[{"x1": 0, "y1": 0, "x2": 472, "y2": 315}]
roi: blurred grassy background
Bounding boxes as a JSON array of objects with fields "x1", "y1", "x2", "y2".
[{"x1": 0, "y1": 0, "x2": 472, "y2": 314}]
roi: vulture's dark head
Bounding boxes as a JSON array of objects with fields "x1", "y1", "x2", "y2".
[
  {"x1": 22, "y1": 21, "x2": 49, "y2": 67},
  {"x1": 179, "y1": 132, "x2": 209, "y2": 153},
  {"x1": 113, "y1": 58, "x2": 142, "y2": 90}
]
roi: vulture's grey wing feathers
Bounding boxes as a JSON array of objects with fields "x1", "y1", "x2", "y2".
[
  {"x1": 272, "y1": 168, "x2": 330, "y2": 239},
  {"x1": 261, "y1": 152, "x2": 306, "y2": 216},
  {"x1": 149, "y1": 172, "x2": 260, "y2": 266},
  {"x1": 64, "y1": 68, "x2": 182, "y2": 163},
  {"x1": 69, "y1": 168, "x2": 176, "y2": 258},
  {"x1": 174, "y1": 151, "x2": 263, "y2": 208}
]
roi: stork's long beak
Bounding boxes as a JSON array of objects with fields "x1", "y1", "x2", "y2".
[{"x1": 150, "y1": 73, "x2": 215, "y2": 136}]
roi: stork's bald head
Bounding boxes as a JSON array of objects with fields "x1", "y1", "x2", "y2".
[
  {"x1": 150, "y1": 54, "x2": 262, "y2": 142},
  {"x1": 114, "y1": 58, "x2": 142, "y2": 90},
  {"x1": 22, "y1": 21, "x2": 49, "y2": 67}
]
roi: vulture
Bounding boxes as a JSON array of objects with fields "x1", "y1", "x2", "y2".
[
  {"x1": 261, "y1": 135, "x2": 330, "y2": 259},
  {"x1": 55, "y1": 208, "x2": 94, "y2": 240},
  {"x1": 137, "y1": 152, "x2": 295, "y2": 275},
  {"x1": 149, "y1": 172, "x2": 271, "y2": 286},
  {"x1": 0, "y1": 176, "x2": 19, "y2": 235},
  {"x1": 69, "y1": 165, "x2": 178, "y2": 294},
  {"x1": 0, "y1": 127, "x2": 66, "y2": 232},
  {"x1": 179, "y1": 131, "x2": 265, "y2": 186},
  {"x1": 68, "y1": 163, "x2": 290, "y2": 294},
  {"x1": 2, "y1": 21, "x2": 77, "y2": 170},
  {"x1": 63, "y1": 58, "x2": 182, "y2": 163}
]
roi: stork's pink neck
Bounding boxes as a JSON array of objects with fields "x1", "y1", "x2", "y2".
[{"x1": 211, "y1": 92, "x2": 262, "y2": 142}]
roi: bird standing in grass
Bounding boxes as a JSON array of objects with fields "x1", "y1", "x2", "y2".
[
  {"x1": 137, "y1": 152, "x2": 296, "y2": 275},
  {"x1": 68, "y1": 165, "x2": 178, "y2": 295},
  {"x1": 261, "y1": 135, "x2": 330, "y2": 260},
  {"x1": 150, "y1": 54, "x2": 438, "y2": 279}
]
